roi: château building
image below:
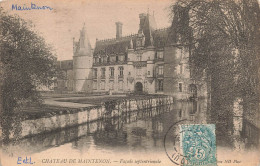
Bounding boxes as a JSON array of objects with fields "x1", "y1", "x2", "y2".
[{"x1": 56, "y1": 12, "x2": 207, "y2": 100}]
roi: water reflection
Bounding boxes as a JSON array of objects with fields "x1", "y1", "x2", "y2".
[{"x1": 2, "y1": 100, "x2": 259, "y2": 157}]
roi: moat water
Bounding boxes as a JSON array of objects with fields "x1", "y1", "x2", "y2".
[{"x1": 1, "y1": 100, "x2": 259, "y2": 165}]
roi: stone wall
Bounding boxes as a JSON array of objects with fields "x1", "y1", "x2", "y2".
[{"x1": 8, "y1": 96, "x2": 174, "y2": 140}]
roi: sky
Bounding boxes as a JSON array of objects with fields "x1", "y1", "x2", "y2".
[{"x1": 1, "y1": 0, "x2": 173, "y2": 60}]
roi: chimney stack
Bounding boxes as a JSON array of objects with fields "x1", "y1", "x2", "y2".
[
  {"x1": 139, "y1": 13, "x2": 146, "y2": 33},
  {"x1": 115, "y1": 22, "x2": 123, "y2": 39}
]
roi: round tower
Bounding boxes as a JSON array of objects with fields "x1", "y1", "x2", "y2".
[{"x1": 73, "y1": 23, "x2": 93, "y2": 93}]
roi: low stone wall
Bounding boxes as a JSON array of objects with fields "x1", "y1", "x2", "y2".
[
  {"x1": 8, "y1": 96, "x2": 174, "y2": 140},
  {"x1": 3, "y1": 104, "x2": 174, "y2": 155}
]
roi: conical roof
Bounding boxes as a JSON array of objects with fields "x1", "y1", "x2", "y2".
[{"x1": 76, "y1": 23, "x2": 92, "y2": 56}]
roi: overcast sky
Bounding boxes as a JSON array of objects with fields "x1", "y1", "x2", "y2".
[{"x1": 1, "y1": 0, "x2": 173, "y2": 60}]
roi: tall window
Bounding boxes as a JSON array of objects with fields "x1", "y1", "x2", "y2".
[
  {"x1": 180, "y1": 64, "x2": 183, "y2": 74},
  {"x1": 107, "y1": 56, "x2": 110, "y2": 63},
  {"x1": 101, "y1": 68, "x2": 106, "y2": 78},
  {"x1": 103, "y1": 57, "x2": 107, "y2": 63},
  {"x1": 93, "y1": 68, "x2": 97, "y2": 79},
  {"x1": 93, "y1": 81, "x2": 97, "y2": 90},
  {"x1": 109, "y1": 67, "x2": 114, "y2": 78},
  {"x1": 179, "y1": 82, "x2": 183, "y2": 92},
  {"x1": 109, "y1": 81, "x2": 114, "y2": 90},
  {"x1": 158, "y1": 80, "x2": 163, "y2": 91},
  {"x1": 177, "y1": 48, "x2": 183, "y2": 59},
  {"x1": 158, "y1": 66, "x2": 164, "y2": 75},
  {"x1": 180, "y1": 48, "x2": 183, "y2": 59},
  {"x1": 100, "y1": 81, "x2": 105, "y2": 90},
  {"x1": 176, "y1": 64, "x2": 183, "y2": 75},
  {"x1": 118, "y1": 81, "x2": 123, "y2": 90},
  {"x1": 99, "y1": 57, "x2": 101, "y2": 63},
  {"x1": 119, "y1": 66, "x2": 124, "y2": 77},
  {"x1": 116, "y1": 56, "x2": 119, "y2": 62}
]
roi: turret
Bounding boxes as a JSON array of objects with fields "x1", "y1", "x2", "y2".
[{"x1": 73, "y1": 23, "x2": 93, "y2": 93}]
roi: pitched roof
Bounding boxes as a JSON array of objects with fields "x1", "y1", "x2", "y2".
[
  {"x1": 94, "y1": 35, "x2": 137, "y2": 57},
  {"x1": 93, "y1": 27, "x2": 169, "y2": 57}
]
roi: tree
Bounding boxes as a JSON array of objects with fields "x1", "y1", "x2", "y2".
[
  {"x1": 170, "y1": 0, "x2": 260, "y2": 127},
  {"x1": 0, "y1": 10, "x2": 58, "y2": 115}
]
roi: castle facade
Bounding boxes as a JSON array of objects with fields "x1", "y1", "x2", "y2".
[{"x1": 56, "y1": 12, "x2": 207, "y2": 100}]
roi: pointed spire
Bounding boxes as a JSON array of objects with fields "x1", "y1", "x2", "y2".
[
  {"x1": 77, "y1": 23, "x2": 92, "y2": 56},
  {"x1": 80, "y1": 23, "x2": 86, "y2": 48}
]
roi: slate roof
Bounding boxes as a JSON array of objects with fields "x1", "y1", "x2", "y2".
[
  {"x1": 93, "y1": 13, "x2": 170, "y2": 57},
  {"x1": 93, "y1": 28, "x2": 169, "y2": 57}
]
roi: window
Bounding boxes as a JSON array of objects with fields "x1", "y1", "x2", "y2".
[
  {"x1": 116, "y1": 56, "x2": 119, "y2": 62},
  {"x1": 118, "y1": 81, "x2": 123, "y2": 90},
  {"x1": 158, "y1": 66, "x2": 164, "y2": 75},
  {"x1": 95, "y1": 57, "x2": 98, "y2": 64},
  {"x1": 99, "y1": 57, "x2": 101, "y2": 63},
  {"x1": 158, "y1": 80, "x2": 163, "y2": 91},
  {"x1": 137, "y1": 55, "x2": 142, "y2": 61},
  {"x1": 148, "y1": 71, "x2": 150, "y2": 75},
  {"x1": 101, "y1": 68, "x2": 106, "y2": 78},
  {"x1": 109, "y1": 67, "x2": 114, "y2": 78},
  {"x1": 157, "y1": 52, "x2": 164, "y2": 59},
  {"x1": 107, "y1": 56, "x2": 110, "y2": 63},
  {"x1": 100, "y1": 81, "x2": 105, "y2": 90},
  {"x1": 176, "y1": 64, "x2": 183, "y2": 75},
  {"x1": 109, "y1": 81, "x2": 114, "y2": 90},
  {"x1": 179, "y1": 83, "x2": 183, "y2": 92},
  {"x1": 180, "y1": 64, "x2": 183, "y2": 74},
  {"x1": 119, "y1": 66, "x2": 124, "y2": 77},
  {"x1": 93, "y1": 81, "x2": 97, "y2": 90},
  {"x1": 103, "y1": 57, "x2": 107, "y2": 63},
  {"x1": 93, "y1": 68, "x2": 97, "y2": 79}
]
